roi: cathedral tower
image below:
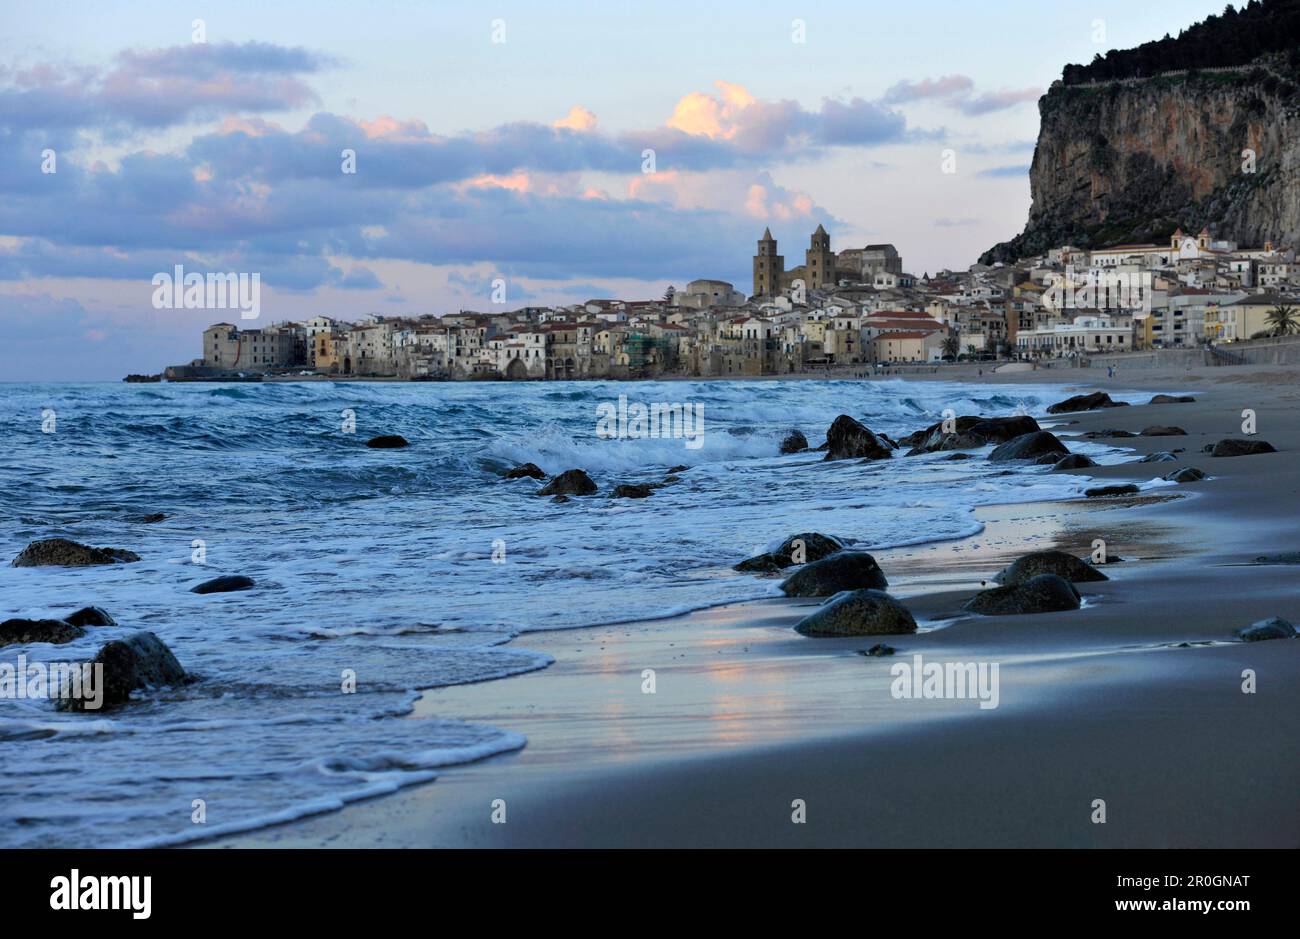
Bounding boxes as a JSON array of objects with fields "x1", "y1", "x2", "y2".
[
  {"x1": 753, "y1": 228, "x2": 783, "y2": 298},
  {"x1": 805, "y1": 224, "x2": 835, "y2": 288}
]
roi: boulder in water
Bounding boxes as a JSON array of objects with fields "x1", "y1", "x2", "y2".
[
  {"x1": 1149, "y1": 394, "x2": 1195, "y2": 404},
  {"x1": 611, "y1": 483, "x2": 654, "y2": 499},
  {"x1": 11, "y1": 538, "x2": 140, "y2": 568},
  {"x1": 191, "y1": 575, "x2": 255, "y2": 594},
  {"x1": 779, "y1": 430, "x2": 809, "y2": 454},
  {"x1": 1052, "y1": 453, "x2": 1097, "y2": 470},
  {"x1": 794, "y1": 589, "x2": 917, "y2": 637},
  {"x1": 504, "y1": 462, "x2": 546, "y2": 480},
  {"x1": 538, "y1": 469, "x2": 598, "y2": 497},
  {"x1": 1164, "y1": 467, "x2": 1207, "y2": 484},
  {"x1": 59, "y1": 631, "x2": 188, "y2": 712},
  {"x1": 1204, "y1": 439, "x2": 1276, "y2": 457},
  {"x1": 1234, "y1": 617, "x2": 1296, "y2": 642},
  {"x1": 964, "y1": 574, "x2": 1082, "y2": 615},
  {"x1": 0, "y1": 618, "x2": 84, "y2": 648},
  {"x1": 734, "y1": 533, "x2": 846, "y2": 573},
  {"x1": 994, "y1": 550, "x2": 1108, "y2": 586},
  {"x1": 779, "y1": 552, "x2": 888, "y2": 597},
  {"x1": 988, "y1": 431, "x2": 1069, "y2": 463},
  {"x1": 64, "y1": 606, "x2": 116, "y2": 628},
  {"x1": 822, "y1": 415, "x2": 894, "y2": 461},
  {"x1": 1046, "y1": 391, "x2": 1127, "y2": 414},
  {"x1": 904, "y1": 415, "x2": 1041, "y2": 454},
  {"x1": 1084, "y1": 483, "x2": 1140, "y2": 497},
  {"x1": 365, "y1": 435, "x2": 409, "y2": 449},
  {"x1": 1140, "y1": 425, "x2": 1187, "y2": 437}
]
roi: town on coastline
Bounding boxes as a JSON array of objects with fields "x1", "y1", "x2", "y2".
[{"x1": 162, "y1": 225, "x2": 1299, "y2": 382}]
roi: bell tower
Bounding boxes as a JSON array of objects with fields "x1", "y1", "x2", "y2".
[
  {"x1": 806, "y1": 224, "x2": 834, "y2": 288},
  {"x1": 753, "y1": 228, "x2": 783, "y2": 298}
]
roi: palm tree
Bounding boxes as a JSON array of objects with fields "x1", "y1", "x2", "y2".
[
  {"x1": 940, "y1": 335, "x2": 960, "y2": 361},
  {"x1": 1265, "y1": 304, "x2": 1298, "y2": 337}
]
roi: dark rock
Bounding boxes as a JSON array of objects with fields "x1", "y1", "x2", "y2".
[
  {"x1": 779, "y1": 552, "x2": 888, "y2": 597},
  {"x1": 940, "y1": 452, "x2": 976, "y2": 461},
  {"x1": 1234, "y1": 617, "x2": 1296, "y2": 642},
  {"x1": 64, "y1": 606, "x2": 116, "y2": 628},
  {"x1": 1085, "y1": 483, "x2": 1141, "y2": 497},
  {"x1": 1084, "y1": 429, "x2": 1137, "y2": 439},
  {"x1": 794, "y1": 589, "x2": 917, "y2": 637},
  {"x1": 859, "y1": 643, "x2": 897, "y2": 656},
  {"x1": 1149, "y1": 394, "x2": 1196, "y2": 404},
  {"x1": 1140, "y1": 425, "x2": 1187, "y2": 437},
  {"x1": 904, "y1": 415, "x2": 1041, "y2": 454},
  {"x1": 0, "y1": 618, "x2": 84, "y2": 648},
  {"x1": 11, "y1": 538, "x2": 140, "y2": 568},
  {"x1": 734, "y1": 533, "x2": 846, "y2": 573},
  {"x1": 779, "y1": 430, "x2": 809, "y2": 454},
  {"x1": 1163, "y1": 467, "x2": 1206, "y2": 483},
  {"x1": 551, "y1": 495, "x2": 570, "y2": 504},
  {"x1": 1085, "y1": 553, "x2": 1125, "y2": 564},
  {"x1": 365, "y1": 435, "x2": 409, "y2": 449},
  {"x1": 1046, "y1": 391, "x2": 1127, "y2": 414},
  {"x1": 822, "y1": 415, "x2": 894, "y2": 461},
  {"x1": 1252, "y1": 552, "x2": 1300, "y2": 565},
  {"x1": 1204, "y1": 439, "x2": 1277, "y2": 458},
  {"x1": 966, "y1": 415, "x2": 1042, "y2": 443},
  {"x1": 988, "y1": 431, "x2": 1069, "y2": 462},
  {"x1": 611, "y1": 483, "x2": 654, "y2": 499},
  {"x1": 1052, "y1": 453, "x2": 1098, "y2": 470},
  {"x1": 666, "y1": 465, "x2": 688, "y2": 474},
  {"x1": 191, "y1": 575, "x2": 255, "y2": 594},
  {"x1": 964, "y1": 573, "x2": 1082, "y2": 615},
  {"x1": 994, "y1": 550, "x2": 1109, "y2": 586},
  {"x1": 504, "y1": 462, "x2": 546, "y2": 480},
  {"x1": 538, "y1": 469, "x2": 598, "y2": 496},
  {"x1": 60, "y1": 631, "x2": 187, "y2": 712},
  {"x1": 1139, "y1": 451, "x2": 1178, "y2": 463},
  {"x1": 135, "y1": 513, "x2": 167, "y2": 524}
]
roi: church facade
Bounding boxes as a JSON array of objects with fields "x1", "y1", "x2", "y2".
[{"x1": 752, "y1": 226, "x2": 901, "y2": 298}]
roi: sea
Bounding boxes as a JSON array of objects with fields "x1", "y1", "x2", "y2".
[{"x1": 0, "y1": 378, "x2": 1170, "y2": 846}]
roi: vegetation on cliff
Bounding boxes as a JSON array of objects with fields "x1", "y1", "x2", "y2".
[{"x1": 1061, "y1": 0, "x2": 1300, "y2": 85}]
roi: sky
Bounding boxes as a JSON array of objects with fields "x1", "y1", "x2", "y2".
[{"x1": 0, "y1": 0, "x2": 1230, "y2": 379}]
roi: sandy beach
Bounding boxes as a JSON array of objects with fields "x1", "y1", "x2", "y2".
[{"x1": 209, "y1": 363, "x2": 1300, "y2": 849}]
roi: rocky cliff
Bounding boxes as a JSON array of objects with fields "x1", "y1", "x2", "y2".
[{"x1": 982, "y1": 66, "x2": 1300, "y2": 263}]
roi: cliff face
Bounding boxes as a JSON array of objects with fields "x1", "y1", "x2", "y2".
[{"x1": 982, "y1": 71, "x2": 1300, "y2": 263}]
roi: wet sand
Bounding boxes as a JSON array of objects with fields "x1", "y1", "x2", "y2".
[{"x1": 209, "y1": 363, "x2": 1300, "y2": 848}]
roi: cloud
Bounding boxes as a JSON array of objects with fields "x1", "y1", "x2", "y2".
[
  {"x1": 882, "y1": 74, "x2": 1040, "y2": 115},
  {"x1": 955, "y1": 88, "x2": 1042, "y2": 116},
  {"x1": 977, "y1": 164, "x2": 1030, "y2": 178},
  {"x1": 0, "y1": 41, "x2": 336, "y2": 137},
  {"x1": 330, "y1": 265, "x2": 382, "y2": 289},
  {"x1": 553, "y1": 106, "x2": 598, "y2": 132},
  {"x1": 883, "y1": 75, "x2": 975, "y2": 104},
  {"x1": 653, "y1": 80, "x2": 907, "y2": 155}
]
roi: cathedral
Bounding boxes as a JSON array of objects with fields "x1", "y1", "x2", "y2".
[{"x1": 752, "y1": 227, "x2": 902, "y2": 297}]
